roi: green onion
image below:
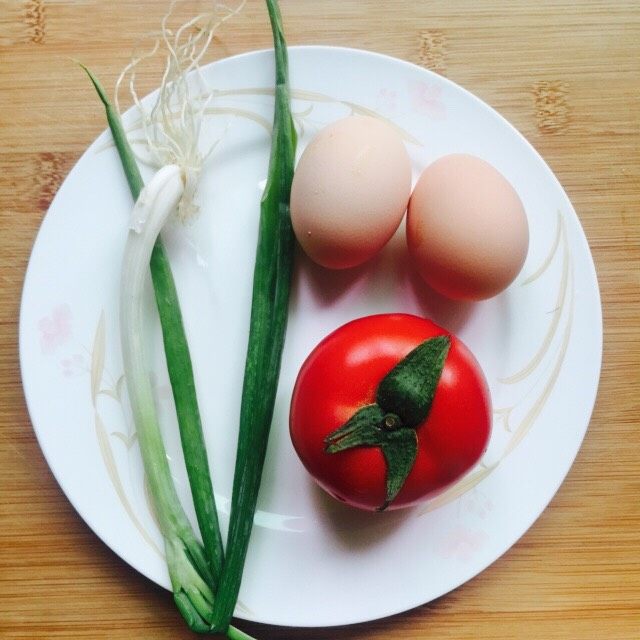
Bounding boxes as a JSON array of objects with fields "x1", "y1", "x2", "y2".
[
  {"x1": 82, "y1": 67, "x2": 224, "y2": 586},
  {"x1": 210, "y1": 0, "x2": 296, "y2": 632},
  {"x1": 81, "y1": 68, "x2": 257, "y2": 636}
]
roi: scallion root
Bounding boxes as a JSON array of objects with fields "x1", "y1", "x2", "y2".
[{"x1": 115, "y1": 0, "x2": 246, "y2": 220}]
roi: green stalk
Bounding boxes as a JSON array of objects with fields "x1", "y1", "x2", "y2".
[
  {"x1": 82, "y1": 66, "x2": 224, "y2": 586},
  {"x1": 210, "y1": 0, "x2": 296, "y2": 632}
]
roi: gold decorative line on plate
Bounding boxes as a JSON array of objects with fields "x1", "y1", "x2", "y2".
[
  {"x1": 503, "y1": 277, "x2": 574, "y2": 457},
  {"x1": 421, "y1": 462, "x2": 499, "y2": 514},
  {"x1": 418, "y1": 210, "x2": 575, "y2": 516},
  {"x1": 522, "y1": 210, "x2": 563, "y2": 286},
  {"x1": 90, "y1": 311, "x2": 163, "y2": 558},
  {"x1": 115, "y1": 86, "x2": 423, "y2": 152},
  {"x1": 500, "y1": 211, "x2": 568, "y2": 384},
  {"x1": 90, "y1": 311, "x2": 106, "y2": 404},
  {"x1": 210, "y1": 87, "x2": 423, "y2": 143}
]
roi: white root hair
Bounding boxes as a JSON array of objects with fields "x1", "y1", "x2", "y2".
[{"x1": 115, "y1": 0, "x2": 246, "y2": 221}]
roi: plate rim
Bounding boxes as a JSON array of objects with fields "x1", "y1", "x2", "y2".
[{"x1": 19, "y1": 44, "x2": 603, "y2": 627}]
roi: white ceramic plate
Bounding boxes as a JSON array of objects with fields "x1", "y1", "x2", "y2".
[{"x1": 20, "y1": 47, "x2": 602, "y2": 627}]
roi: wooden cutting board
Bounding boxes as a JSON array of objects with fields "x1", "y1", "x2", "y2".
[{"x1": 1, "y1": 1, "x2": 638, "y2": 638}]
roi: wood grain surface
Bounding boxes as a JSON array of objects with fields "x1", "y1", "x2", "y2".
[{"x1": 1, "y1": 1, "x2": 639, "y2": 638}]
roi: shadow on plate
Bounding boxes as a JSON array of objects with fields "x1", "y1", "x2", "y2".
[
  {"x1": 308, "y1": 477, "x2": 414, "y2": 552},
  {"x1": 289, "y1": 229, "x2": 477, "y2": 336}
]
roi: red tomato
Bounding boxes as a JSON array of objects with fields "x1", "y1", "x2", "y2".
[{"x1": 289, "y1": 314, "x2": 492, "y2": 511}]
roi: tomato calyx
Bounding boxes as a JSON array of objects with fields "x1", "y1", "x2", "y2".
[
  {"x1": 324, "y1": 334, "x2": 451, "y2": 510},
  {"x1": 324, "y1": 405, "x2": 419, "y2": 511}
]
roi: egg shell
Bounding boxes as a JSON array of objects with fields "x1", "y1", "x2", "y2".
[
  {"x1": 407, "y1": 154, "x2": 529, "y2": 300},
  {"x1": 290, "y1": 115, "x2": 412, "y2": 269}
]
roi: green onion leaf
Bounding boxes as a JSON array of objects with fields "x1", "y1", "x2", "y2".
[{"x1": 209, "y1": 0, "x2": 296, "y2": 631}]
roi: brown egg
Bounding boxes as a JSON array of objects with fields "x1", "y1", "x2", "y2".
[
  {"x1": 290, "y1": 116, "x2": 412, "y2": 269},
  {"x1": 407, "y1": 154, "x2": 529, "y2": 300}
]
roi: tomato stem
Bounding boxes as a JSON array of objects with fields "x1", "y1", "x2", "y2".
[{"x1": 383, "y1": 413, "x2": 402, "y2": 431}]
